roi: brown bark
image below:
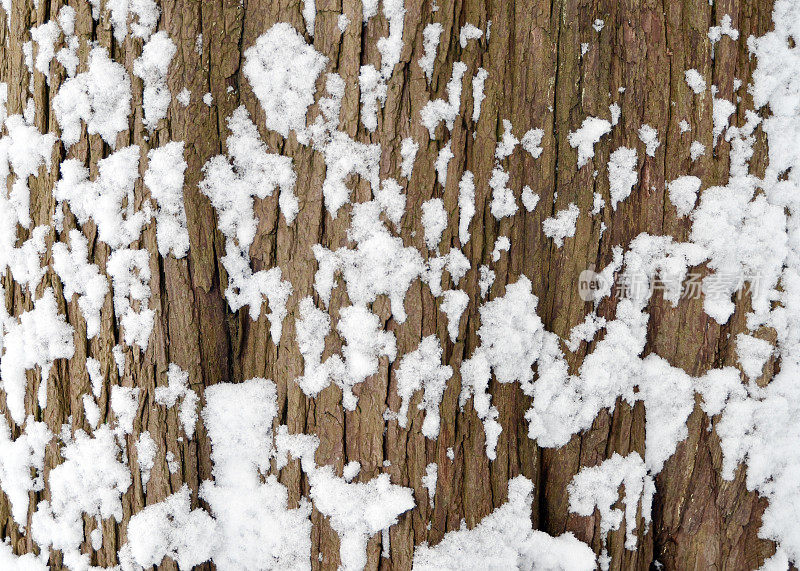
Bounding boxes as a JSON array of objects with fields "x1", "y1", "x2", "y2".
[{"x1": 0, "y1": 0, "x2": 780, "y2": 569}]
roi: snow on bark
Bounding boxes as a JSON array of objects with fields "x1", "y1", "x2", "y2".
[{"x1": 414, "y1": 477, "x2": 595, "y2": 570}]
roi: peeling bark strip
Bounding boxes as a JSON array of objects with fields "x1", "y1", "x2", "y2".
[{"x1": 0, "y1": 0, "x2": 791, "y2": 569}]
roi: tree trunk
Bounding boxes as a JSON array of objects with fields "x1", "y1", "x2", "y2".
[{"x1": 0, "y1": 0, "x2": 783, "y2": 569}]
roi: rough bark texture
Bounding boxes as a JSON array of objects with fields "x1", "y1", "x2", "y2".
[{"x1": 0, "y1": 0, "x2": 781, "y2": 569}]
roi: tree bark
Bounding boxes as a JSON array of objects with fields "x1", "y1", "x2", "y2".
[{"x1": 0, "y1": 0, "x2": 780, "y2": 569}]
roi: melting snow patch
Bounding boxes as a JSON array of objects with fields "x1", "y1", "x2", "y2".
[
  {"x1": 127, "y1": 485, "x2": 217, "y2": 570},
  {"x1": 520, "y1": 128, "x2": 544, "y2": 158},
  {"x1": 243, "y1": 23, "x2": 328, "y2": 140},
  {"x1": 637, "y1": 124, "x2": 660, "y2": 157},
  {"x1": 569, "y1": 116, "x2": 611, "y2": 168},
  {"x1": 155, "y1": 364, "x2": 199, "y2": 438},
  {"x1": 134, "y1": 31, "x2": 177, "y2": 131},
  {"x1": 690, "y1": 141, "x2": 706, "y2": 161},
  {"x1": 543, "y1": 203, "x2": 580, "y2": 247},
  {"x1": 471, "y1": 67, "x2": 489, "y2": 123},
  {"x1": 608, "y1": 147, "x2": 638, "y2": 210},
  {"x1": 459, "y1": 23, "x2": 482, "y2": 48},
  {"x1": 54, "y1": 146, "x2": 150, "y2": 250},
  {"x1": 684, "y1": 69, "x2": 707, "y2": 94},
  {"x1": 735, "y1": 333, "x2": 773, "y2": 381},
  {"x1": 422, "y1": 463, "x2": 437, "y2": 507},
  {"x1": 313, "y1": 201, "x2": 424, "y2": 322},
  {"x1": 53, "y1": 47, "x2": 132, "y2": 149},
  {"x1": 52, "y1": 230, "x2": 109, "y2": 338},
  {"x1": 414, "y1": 476, "x2": 595, "y2": 570},
  {"x1": 712, "y1": 97, "x2": 736, "y2": 145},
  {"x1": 201, "y1": 378, "x2": 313, "y2": 569},
  {"x1": 421, "y1": 198, "x2": 448, "y2": 250},
  {"x1": 107, "y1": 248, "x2": 155, "y2": 350},
  {"x1": 395, "y1": 336, "x2": 452, "y2": 438},
  {"x1": 400, "y1": 137, "x2": 419, "y2": 179},
  {"x1": 145, "y1": 141, "x2": 189, "y2": 258},
  {"x1": 521, "y1": 185, "x2": 540, "y2": 212},
  {"x1": 421, "y1": 62, "x2": 467, "y2": 138},
  {"x1": 1, "y1": 289, "x2": 74, "y2": 424},
  {"x1": 0, "y1": 416, "x2": 50, "y2": 529},
  {"x1": 568, "y1": 452, "x2": 653, "y2": 570},
  {"x1": 667, "y1": 176, "x2": 701, "y2": 217},
  {"x1": 495, "y1": 119, "x2": 519, "y2": 161},
  {"x1": 458, "y1": 170, "x2": 475, "y2": 243},
  {"x1": 492, "y1": 236, "x2": 510, "y2": 262},
  {"x1": 419, "y1": 23, "x2": 443, "y2": 83},
  {"x1": 435, "y1": 142, "x2": 454, "y2": 186},
  {"x1": 309, "y1": 466, "x2": 414, "y2": 571},
  {"x1": 440, "y1": 289, "x2": 469, "y2": 342},
  {"x1": 489, "y1": 166, "x2": 517, "y2": 219},
  {"x1": 31, "y1": 425, "x2": 131, "y2": 569},
  {"x1": 709, "y1": 14, "x2": 739, "y2": 55}
]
